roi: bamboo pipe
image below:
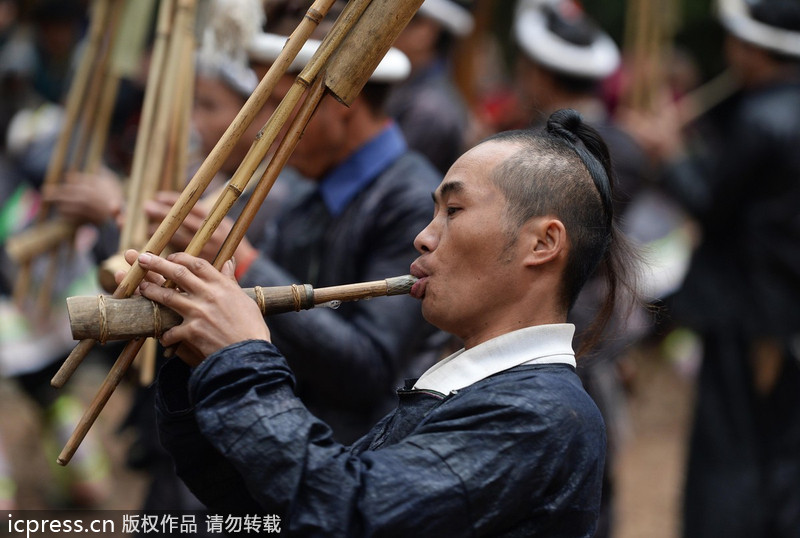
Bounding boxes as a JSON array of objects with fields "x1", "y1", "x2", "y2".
[
  {"x1": 156, "y1": 0, "x2": 383, "y2": 351},
  {"x1": 51, "y1": 0, "x2": 340, "y2": 389},
  {"x1": 85, "y1": 73, "x2": 122, "y2": 173},
  {"x1": 55, "y1": 0, "x2": 426, "y2": 466},
  {"x1": 12, "y1": 0, "x2": 112, "y2": 307},
  {"x1": 675, "y1": 69, "x2": 738, "y2": 126},
  {"x1": 96, "y1": 0, "x2": 181, "y2": 293},
  {"x1": 164, "y1": 0, "x2": 422, "y2": 350},
  {"x1": 324, "y1": 0, "x2": 424, "y2": 105},
  {"x1": 159, "y1": 0, "x2": 377, "y2": 284},
  {"x1": 67, "y1": 276, "x2": 417, "y2": 341},
  {"x1": 38, "y1": 0, "x2": 112, "y2": 212},
  {"x1": 33, "y1": 0, "x2": 127, "y2": 312},
  {"x1": 5, "y1": 219, "x2": 76, "y2": 263},
  {"x1": 143, "y1": 0, "x2": 199, "y2": 385},
  {"x1": 117, "y1": 0, "x2": 175, "y2": 253},
  {"x1": 213, "y1": 80, "x2": 326, "y2": 269},
  {"x1": 67, "y1": 0, "x2": 126, "y2": 174},
  {"x1": 132, "y1": 0, "x2": 195, "y2": 248}
]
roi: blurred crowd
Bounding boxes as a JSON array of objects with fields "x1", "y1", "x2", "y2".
[{"x1": 0, "y1": 0, "x2": 799, "y2": 537}]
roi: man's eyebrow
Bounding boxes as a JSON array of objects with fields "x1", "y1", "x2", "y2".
[{"x1": 432, "y1": 180, "x2": 465, "y2": 203}]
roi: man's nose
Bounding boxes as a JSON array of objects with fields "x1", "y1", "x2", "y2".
[{"x1": 413, "y1": 221, "x2": 438, "y2": 253}]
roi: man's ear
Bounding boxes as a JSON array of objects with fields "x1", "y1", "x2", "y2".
[{"x1": 523, "y1": 217, "x2": 567, "y2": 267}]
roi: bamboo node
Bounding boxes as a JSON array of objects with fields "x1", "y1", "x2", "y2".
[
  {"x1": 254, "y1": 285, "x2": 266, "y2": 314},
  {"x1": 226, "y1": 183, "x2": 243, "y2": 197},
  {"x1": 290, "y1": 284, "x2": 303, "y2": 311},
  {"x1": 97, "y1": 295, "x2": 109, "y2": 345},
  {"x1": 305, "y1": 8, "x2": 324, "y2": 25}
]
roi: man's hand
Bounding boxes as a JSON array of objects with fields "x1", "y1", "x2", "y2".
[
  {"x1": 117, "y1": 249, "x2": 271, "y2": 367},
  {"x1": 144, "y1": 190, "x2": 257, "y2": 269},
  {"x1": 42, "y1": 168, "x2": 123, "y2": 226}
]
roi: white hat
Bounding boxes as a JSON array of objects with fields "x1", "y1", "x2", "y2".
[
  {"x1": 514, "y1": 0, "x2": 620, "y2": 80},
  {"x1": 196, "y1": 0, "x2": 264, "y2": 97},
  {"x1": 418, "y1": 0, "x2": 475, "y2": 37},
  {"x1": 717, "y1": 0, "x2": 800, "y2": 58},
  {"x1": 248, "y1": 32, "x2": 411, "y2": 83}
]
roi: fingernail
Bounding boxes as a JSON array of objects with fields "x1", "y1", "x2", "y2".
[{"x1": 139, "y1": 253, "x2": 152, "y2": 264}]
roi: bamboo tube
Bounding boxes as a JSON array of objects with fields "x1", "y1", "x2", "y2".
[
  {"x1": 158, "y1": 0, "x2": 374, "y2": 284},
  {"x1": 67, "y1": 276, "x2": 418, "y2": 341},
  {"x1": 117, "y1": 0, "x2": 175, "y2": 253},
  {"x1": 52, "y1": 0, "x2": 340, "y2": 407},
  {"x1": 55, "y1": 0, "x2": 425, "y2": 467},
  {"x1": 85, "y1": 73, "x2": 122, "y2": 173},
  {"x1": 13, "y1": 0, "x2": 113, "y2": 307},
  {"x1": 169, "y1": 26, "x2": 197, "y2": 192},
  {"x1": 33, "y1": 0, "x2": 127, "y2": 312},
  {"x1": 324, "y1": 0, "x2": 424, "y2": 105},
  {"x1": 676, "y1": 69, "x2": 738, "y2": 126},
  {"x1": 5, "y1": 219, "x2": 76, "y2": 262},
  {"x1": 214, "y1": 78, "x2": 327, "y2": 268},
  {"x1": 112, "y1": 0, "x2": 342, "y2": 299},
  {"x1": 38, "y1": 0, "x2": 112, "y2": 212},
  {"x1": 57, "y1": 336, "x2": 144, "y2": 466},
  {"x1": 67, "y1": 0, "x2": 126, "y2": 174},
  {"x1": 132, "y1": 0, "x2": 195, "y2": 248}
]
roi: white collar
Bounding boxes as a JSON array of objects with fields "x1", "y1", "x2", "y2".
[{"x1": 413, "y1": 324, "x2": 576, "y2": 395}]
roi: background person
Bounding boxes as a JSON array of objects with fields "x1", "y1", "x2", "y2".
[{"x1": 624, "y1": 0, "x2": 800, "y2": 536}]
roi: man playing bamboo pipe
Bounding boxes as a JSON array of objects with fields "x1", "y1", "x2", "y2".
[
  {"x1": 122, "y1": 108, "x2": 641, "y2": 536},
  {"x1": 146, "y1": 32, "x2": 448, "y2": 444}
]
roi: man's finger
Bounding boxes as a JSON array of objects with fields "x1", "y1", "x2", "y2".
[
  {"x1": 139, "y1": 280, "x2": 194, "y2": 314},
  {"x1": 137, "y1": 252, "x2": 211, "y2": 294}
]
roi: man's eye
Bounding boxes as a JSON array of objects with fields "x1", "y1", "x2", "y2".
[{"x1": 446, "y1": 206, "x2": 461, "y2": 216}]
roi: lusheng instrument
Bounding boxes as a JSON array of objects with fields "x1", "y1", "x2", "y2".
[
  {"x1": 9, "y1": 0, "x2": 147, "y2": 311},
  {"x1": 67, "y1": 276, "x2": 418, "y2": 342},
  {"x1": 53, "y1": 0, "x2": 425, "y2": 466}
]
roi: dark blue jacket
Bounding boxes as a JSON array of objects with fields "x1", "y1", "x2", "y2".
[{"x1": 156, "y1": 340, "x2": 606, "y2": 537}]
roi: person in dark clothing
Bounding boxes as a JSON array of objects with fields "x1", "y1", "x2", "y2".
[
  {"x1": 387, "y1": 0, "x2": 474, "y2": 174},
  {"x1": 625, "y1": 1, "x2": 800, "y2": 536},
  {"x1": 119, "y1": 108, "x2": 641, "y2": 536}
]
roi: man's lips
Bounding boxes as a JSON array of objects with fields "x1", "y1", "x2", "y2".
[
  {"x1": 409, "y1": 263, "x2": 429, "y2": 300},
  {"x1": 410, "y1": 276, "x2": 428, "y2": 299}
]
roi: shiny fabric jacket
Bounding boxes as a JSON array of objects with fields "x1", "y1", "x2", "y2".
[{"x1": 156, "y1": 340, "x2": 606, "y2": 537}]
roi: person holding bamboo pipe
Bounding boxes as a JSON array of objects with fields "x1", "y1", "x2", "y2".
[
  {"x1": 147, "y1": 31, "x2": 448, "y2": 445},
  {"x1": 623, "y1": 1, "x2": 800, "y2": 536},
  {"x1": 120, "y1": 108, "x2": 641, "y2": 535}
]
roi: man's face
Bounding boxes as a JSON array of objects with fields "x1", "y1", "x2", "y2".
[
  {"x1": 262, "y1": 72, "x2": 349, "y2": 180},
  {"x1": 410, "y1": 141, "x2": 529, "y2": 345},
  {"x1": 193, "y1": 76, "x2": 252, "y2": 175}
]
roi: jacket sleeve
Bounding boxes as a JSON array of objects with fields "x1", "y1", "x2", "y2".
[
  {"x1": 154, "y1": 357, "x2": 263, "y2": 514},
  {"x1": 173, "y1": 340, "x2": 604, "y2": 537}
]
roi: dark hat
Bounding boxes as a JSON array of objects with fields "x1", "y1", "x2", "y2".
[{"x1": 513, "y1": 0, "x2": 620, "y2": 79}]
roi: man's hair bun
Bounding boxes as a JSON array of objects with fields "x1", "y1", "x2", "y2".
[{"x1": 546, "y1": 109, "x2": 583, "y2": 144}]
